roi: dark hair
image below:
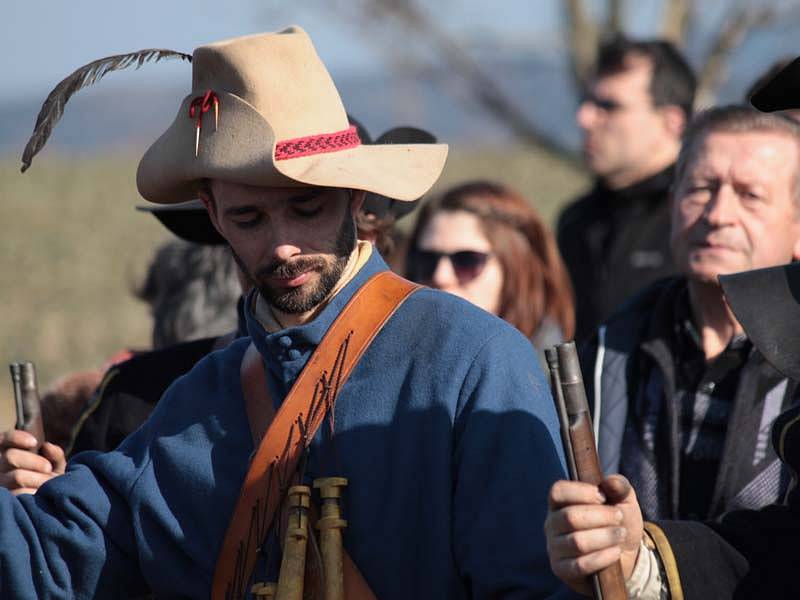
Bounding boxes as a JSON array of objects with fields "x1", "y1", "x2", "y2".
[
  {"x1": 136, "y1": 239, "x2": 241, "y2": 349},
  {"x1": 406, "y1": 181, "x2": 575, "y2": 340},
  {"x1": 596, "y1": 35, "x2": 696, "y2": 120}
]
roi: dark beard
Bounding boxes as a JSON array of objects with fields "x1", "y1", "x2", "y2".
[{"x1": 232, "y1": 208, "x2": 356, "y2": 314}]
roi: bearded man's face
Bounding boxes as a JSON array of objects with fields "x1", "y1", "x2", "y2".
[{"x1": 201, "y1": 182, "x2": 360, "y2": 315}]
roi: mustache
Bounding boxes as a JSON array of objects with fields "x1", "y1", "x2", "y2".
[{"x1": 256, "y1": 256, "x2": 327, "y2": 280}]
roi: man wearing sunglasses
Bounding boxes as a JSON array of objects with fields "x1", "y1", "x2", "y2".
[{"x1": 558, "y1": 36, "x2": 696, "y2": 341}]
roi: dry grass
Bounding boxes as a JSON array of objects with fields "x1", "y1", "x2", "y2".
[{"x1": 0, "y1": 147, "x2": 589, "y2": 429}]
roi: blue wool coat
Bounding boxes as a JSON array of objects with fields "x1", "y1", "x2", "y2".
[{"x1": 1, "y1": 253, "x2": 567, "y2": 599}]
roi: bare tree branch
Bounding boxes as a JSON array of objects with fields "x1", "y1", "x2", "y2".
[
  {"x1": 607, "y1": 0, "x2": 625, "y2": 35},
  {"x1": 660, "y1": 0, "x2": 691, "y2": 47},
  {"x1": 322, "y1": 0, "x2": 578, "y2": 158},
  {"x1": 563, "y1": 0, "x2": 599, "y2": 92},
  {"x1": 696, "y1": 2, "x2": 779, "y2": 103}
]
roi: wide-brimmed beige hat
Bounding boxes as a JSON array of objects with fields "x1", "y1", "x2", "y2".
[{"x1": 136, "y1": 26, "x2": 448, "y2": 204}]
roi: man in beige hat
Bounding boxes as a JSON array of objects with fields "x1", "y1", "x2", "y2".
[{"x1": 0, "y1": 26, "x2": 567, "y2": 598}]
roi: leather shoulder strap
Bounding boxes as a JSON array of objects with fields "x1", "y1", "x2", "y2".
[{"x1": 213, "y1": 271, "x2": 420, "y2": 599}]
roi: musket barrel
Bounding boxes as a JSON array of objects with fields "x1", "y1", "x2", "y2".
[
  {"x1": 545, "y1": 349, "x2": 578, "y2": 480},
  {"x1": 552, "y1": 342, "x2": 627, "y2": 600},
  {"x1": 9, "y1": 362, "x2": 45, "y2": 449}
]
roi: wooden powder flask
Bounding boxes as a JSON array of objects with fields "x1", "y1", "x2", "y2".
[
  {"x1": 276, "y1": 485, "x2": 312, "y2": 600},
  {"x1": 313, "y1": 477, "x2": 348, "y2": 600},
  {"x1": 549, "y1": 342, "x2": 628, "y2": 600}
]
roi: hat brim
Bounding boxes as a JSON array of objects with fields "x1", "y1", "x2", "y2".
[
  {"x1": 362, "y1": 126, "x2": 438, "y2": 219},
  {"x1": 720, "y1": 263, "x2": 800, "y2": 380},
  {"x1": 138, "y1": 91, "x2": 448, "y2": 204},
  {"x1": 750, "y1": 57, "x2": 800, "y2": 112},
  {"x1": 137, "y1": 200, "x2": 224, "y2": 245}
]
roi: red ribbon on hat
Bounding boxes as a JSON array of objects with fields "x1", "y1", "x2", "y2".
[
  {"x1": 275, "y1": 125, "x2": 361, "y2": 161},
  {"x1": 188, "y1": 90, "x2": 220, "y2": 156}
]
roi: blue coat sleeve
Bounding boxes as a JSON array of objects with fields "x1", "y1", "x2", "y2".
[
  {"x1": 0, "y1": 450, "x2": 149, "y2": 598},
  {"x1": 451, "y1": 327, "x2": 569, "y2": 599}
]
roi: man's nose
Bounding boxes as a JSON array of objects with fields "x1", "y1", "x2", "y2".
[
  {"x1": 704, "y1": 185, "x2": 738, "y2": 226},
  {"x1": 576, "y1": 101, "x2": 598, "y2": 130},
  {"x1": 430, "y1": 256, "x2": 458, "y2": 289},
  {"x1": 271, "y1": 241, "x2": 302, "y2": 262}
]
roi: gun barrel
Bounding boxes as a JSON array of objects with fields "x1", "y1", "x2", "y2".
[
  {"x1": 545, "y1": 348, "x2": 578, "y2": 480},
  {"x1": 550, "y1": 342, "x2": 627, "y2": 600},
  {"x1": 9, "y1": 362, "x2": 45, "y2": 448}
]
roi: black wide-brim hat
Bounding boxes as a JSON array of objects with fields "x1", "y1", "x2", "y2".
[
  {"x1": 136, "y1": 200, "x2": 225, "y2": 245},
  {"x1": 750, "y1": 57, "x2": 800, "y2": 112},
  {"x1": 347, "y1": 116, "x2": 437, "y2": 220},
  {"x1": 720, "y1": 263, "x2": 800, "y2": 381}
]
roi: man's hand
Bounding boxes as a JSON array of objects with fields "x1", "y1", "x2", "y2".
[
  {"x1": 544, "y1": 475, "x2": 644, "y2": 596},
  {"x1": 0, "y1": 430, "x2": 66, "y2": 495}
]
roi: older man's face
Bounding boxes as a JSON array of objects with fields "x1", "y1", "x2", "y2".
[
  {"x1": 670, "y1": 130, "x2": 800, "y2": 284},
  {"x1": 201, "y1": 182, "x2": 362, "y2": 314}
]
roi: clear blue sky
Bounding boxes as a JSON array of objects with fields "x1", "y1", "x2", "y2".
[{"x1": 1, "y1": 0, "x2": 564, "y2": 103}]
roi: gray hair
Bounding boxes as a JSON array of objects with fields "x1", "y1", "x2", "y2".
[
  {"x1": 136, "y1": 239, "x2": 241, "y2": 349},
  {"x1": 675, "y1": 104, "x2": 800, "y2": 203}
]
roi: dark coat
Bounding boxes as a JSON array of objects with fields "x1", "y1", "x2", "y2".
[
  {"x1": 657, "y1": 402, "x2": 800, "y2": 599},
  {"x1": 557, "y1": 166, "x2": 676, "y2": 342},
  {"x1": 582, "y1": 277, "x2": 798, "y2": 521},
  {"x1": 70, "y1": 336, "x2": 221, "y2": 455},
  {"x1": 69, "y1": 299, "x2": 247, "y2": 456}
]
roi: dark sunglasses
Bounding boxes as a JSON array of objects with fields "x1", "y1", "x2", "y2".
[
  {"x1": 409, "y1": 249, "x2": 491, "y2": 284},
  {"x1": 581, "y1": 92, "x2": 624, "y2": 113}
]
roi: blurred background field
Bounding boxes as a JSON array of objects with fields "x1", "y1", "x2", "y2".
[{"x1": 0, "y1": 148, "x2": 589, "y2": 427}]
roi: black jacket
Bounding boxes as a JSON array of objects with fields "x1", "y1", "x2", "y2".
[
  {"x1": 582, "y1": 277, "x2": 798, "y2": 521},
  {"x1": 69, "y1": 299, "x2": 248, "y2": 455},
  {"x1": 557, "y1": 166, "x2": 676, "y2": 342},
  {"x1": 69, "y1": 335, "x2": 221, "y2": 454},
  {"x1": 656, "y1": 403, "x2": 800, "y2": 599}
]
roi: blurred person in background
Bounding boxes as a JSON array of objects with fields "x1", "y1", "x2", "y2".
[
  {"x1": 38, "y1": 222, "x2": 242, "y2": 456},
  {"x1": 0, "y1": 202, "x2": 250, "y2": 494},
  {"x1": 558, "y1": 36, "x2": 696, "y2": 341},
  {"x1": 406, "y1": 180, "x2": 575, "y2": 364},
  {"x1": 135, "y1": 238, "x2": 241, "y2": 349},
  {"x1": 582, "y1": 105, "x2": 800, "y2": 525}
]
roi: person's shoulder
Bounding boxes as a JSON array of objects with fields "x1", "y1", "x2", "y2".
[
  {"x1": 556, "y1": 186, "x2": 601, "y2": 233},
  {"x1": 599, "y1": 276, "x2": 685, "y2": 342},
  {"x1": 399, "y1": 287, "x2": 533, "y2": 354},
  {"x1": 143, "y1": 337, "x2": 250, "y2": 410}
]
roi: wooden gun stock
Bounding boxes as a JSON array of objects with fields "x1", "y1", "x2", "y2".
[
  {"x1": 546, "y1": 342, "x2": 627, "y2": 600},
  {"x1": 9, "y1": 362, "x2": 45, "y2": 449}
]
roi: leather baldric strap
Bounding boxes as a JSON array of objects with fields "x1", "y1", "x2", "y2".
[{"x1": 212, "y1": 271, "x2": 420, "y2": 599}]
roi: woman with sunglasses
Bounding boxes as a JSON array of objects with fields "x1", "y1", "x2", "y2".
[{"x1": 406, "y1": 180, "x2": 575, "y2": 360}]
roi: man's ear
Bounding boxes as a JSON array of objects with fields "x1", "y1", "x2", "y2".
[
  {"x1": 661, "y1": 104, "x2": 687, "y2": 139},
  {"x1": 349, "y1": 189, "x2": 366, "y2": 218},
  {"x1": 198, "y1": 185, "x2": 224, "y2": 237}
]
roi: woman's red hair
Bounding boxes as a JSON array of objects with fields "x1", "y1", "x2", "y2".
[{"x1": 407, "y1": 181, "x2": 575, "y2": 340}]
